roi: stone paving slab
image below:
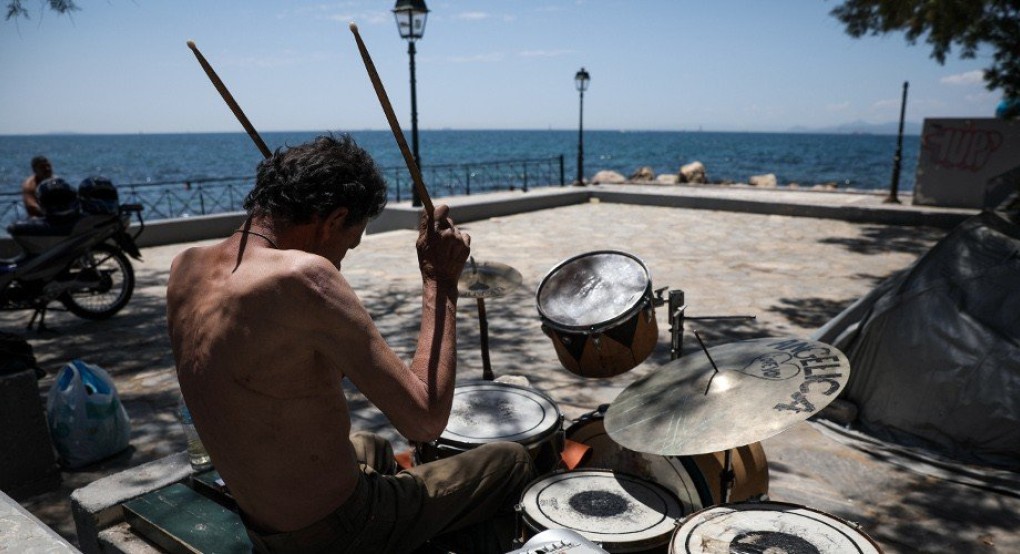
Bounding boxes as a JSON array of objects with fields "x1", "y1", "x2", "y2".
[{"x1": 5, "y1": 192, "x2": 1018, "y2": 553}]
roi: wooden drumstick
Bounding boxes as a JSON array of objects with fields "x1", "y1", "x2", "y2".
[
  {"x1": 348, "y1": 22, "x2": 435, "y2": 217},
  {"x1": 187, "y1": 40, "x2": 272, "y2": 159}
]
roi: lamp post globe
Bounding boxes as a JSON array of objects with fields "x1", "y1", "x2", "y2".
[
  {"x1": 574, "y1": 67, "x2": 590, "y2": 186},
  {"x1": 393, "y1": 0, "x2": 429, "y2": 207}
]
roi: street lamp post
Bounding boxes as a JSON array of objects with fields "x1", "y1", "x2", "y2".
[
  {"x1": 393, "y1": 0, "x2": 429, "y2": 207},
  {"x1": 574, "y1": 67, "x2": 590, "y2": 186},
  {"x1": 885, "y1": 81, "x2": 909, "y2": 204}
]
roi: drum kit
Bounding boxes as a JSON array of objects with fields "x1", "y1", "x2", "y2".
[
  {"x1": 437, "y1": 250, "x2": 879, "y2": 553},
  {"x1": 186, "y1": 32, "x2": 876, "y2": 552}
]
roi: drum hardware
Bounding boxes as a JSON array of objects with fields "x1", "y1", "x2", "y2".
[
  {"x1": 656, "y1": 287, "x2": 757, "y2": 361},
  {"x1": 604, "y1": 337, "x2": 851, "y2": 456},
  {"x1": 458, "y1": 258, "x2": 523, "y2": 380}
]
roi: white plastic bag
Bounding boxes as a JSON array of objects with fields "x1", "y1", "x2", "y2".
[{"x1": 46, "y1": 359, "x2": 132, "y2": 468}]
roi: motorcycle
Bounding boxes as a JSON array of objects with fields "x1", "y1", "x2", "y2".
[{"x1": 1, "y1": 177, "x2": 145, "y2": 330}]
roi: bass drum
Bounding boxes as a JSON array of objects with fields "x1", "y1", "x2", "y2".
[
  {"x1": 566, "y1": 407, "x2": 768, "y2": 508},
  {"x1": 670, "y1": 501, "x2": 883, "y2": 554}
]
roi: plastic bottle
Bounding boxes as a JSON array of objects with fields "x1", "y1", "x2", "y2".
[{"x1": 178, "y1": 397, "x2": 212, "y2": 472}]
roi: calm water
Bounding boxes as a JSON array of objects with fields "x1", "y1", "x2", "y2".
[{"x1": 0, "y1": 130, "x2": 919, "y2": 195}]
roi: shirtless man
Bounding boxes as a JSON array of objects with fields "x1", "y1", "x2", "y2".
[
  {"x1": 167, "y1": 134, "x2": 534, "y2": 553},
  {"x1": 21, "y1": 156, "x2": 52, "y2": 218}
]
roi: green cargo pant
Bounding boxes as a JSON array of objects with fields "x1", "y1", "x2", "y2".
[{"x1": 245, "y1": 432, "x2": 536, "y2": 554}]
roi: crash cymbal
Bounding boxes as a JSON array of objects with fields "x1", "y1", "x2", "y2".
[
  {"x1": 458, "y1": 259, "x2": 523, "y2": 299},
  {"x1": 604, "y1": 337, "x2": 850, "y2": 456}
]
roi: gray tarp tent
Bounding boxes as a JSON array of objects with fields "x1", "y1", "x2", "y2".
[{"x1": 815, "y1": 210, "x2": 1020, "y2": 470}]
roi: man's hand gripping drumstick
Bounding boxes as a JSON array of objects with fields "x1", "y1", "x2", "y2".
[{"x1": 349, "y1": 21, "x2": 468, "y2": 284}]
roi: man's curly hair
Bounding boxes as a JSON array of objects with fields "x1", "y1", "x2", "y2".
[{"x1": 244, "y1": 133, "x2": 388, "y2": 227}]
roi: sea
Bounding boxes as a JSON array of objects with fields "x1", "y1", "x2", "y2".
[{"x1": 0, "y1": 129, "x2": 919, "y2": 197}]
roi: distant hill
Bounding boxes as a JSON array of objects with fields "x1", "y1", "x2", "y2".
[{"x1": 788, "y1": 120, "x2": 923, "y2": 136}]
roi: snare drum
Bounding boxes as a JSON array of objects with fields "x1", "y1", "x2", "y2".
[
  {"x1": 519, "y1": 469, "x2": 685, "y2": 553},
  {"x1": 416, "y1": 381, "x2": 564, "y2": 474},
  {"x1": 670, "y1": 502, "x2": 883, "y2": 553},
  {"x1": 537, "y1": 251, "x2": 659, "y2": 378},
  {"x1": 566, "y1": 408, "x2": 768, "y2": 508}
]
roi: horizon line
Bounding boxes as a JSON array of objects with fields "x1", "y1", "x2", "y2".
[{"x1": 1, "y1": 126, "x2": 928, "y2": 138}]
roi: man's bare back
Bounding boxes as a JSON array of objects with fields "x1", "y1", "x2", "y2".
[{"x1": 168, "y1": 237, "x2": 362, "y2": 531}]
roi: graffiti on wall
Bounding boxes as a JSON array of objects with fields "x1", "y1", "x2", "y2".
[{"x1": 922, "y1": 124, "x2": 1004, "y2": 172}]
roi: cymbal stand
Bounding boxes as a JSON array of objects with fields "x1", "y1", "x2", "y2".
[
  {"x1": 467, "y1": 258, "x2": 495, "y2": 381},
  {"x1": 694, "y1": 329, "x2": 736, "y2": 504},
  {"x1": 477, "y1": 296, "x2": 494, "y2": 381},
  {"x1": 656, "y1": 287, "x2": 755, "y2": 502}
]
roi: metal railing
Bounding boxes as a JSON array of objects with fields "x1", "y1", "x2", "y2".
[
  {"x1": 386, "y1": 155, "x2": 565, "y2": 202},
  {"x1": 1, "y1": 155, "x2": 565, "y2": 234}
]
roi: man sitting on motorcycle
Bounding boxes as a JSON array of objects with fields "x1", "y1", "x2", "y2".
[
  {"x1": 21, "y1": 156, "x2": 53, "y2": 218},
  {"x1": 166, "y1": 133, "x2": 535, "y2": 554}
]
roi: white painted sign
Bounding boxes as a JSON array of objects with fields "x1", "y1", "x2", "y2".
[{"x1": 914, "y1": 118, "x2": 1020, "y2": 209}]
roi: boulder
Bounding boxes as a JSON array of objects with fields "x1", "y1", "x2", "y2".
[
  {"x1": 749, "y1": 173, "x2": 777, "y2": 188},
  {"x1": 678, "y1": 161, "x2": 707, "y2": 184},
  {"x1": 656, "y1": 174, "x2": 679, "y2": 185},
  {"x1": 629, "y1": 166, "x2": 655, "y2": 182},
  {"x1": 813, "y1": 181, "x2": 839, "y2": 191},
  {"x1": 591, "y1": 170, "x2": 626, "y2": 184}
]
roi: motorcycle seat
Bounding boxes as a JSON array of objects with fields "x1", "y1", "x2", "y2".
[{"x1": 7, "y1": 217, "x2": 78, "y2": 238}]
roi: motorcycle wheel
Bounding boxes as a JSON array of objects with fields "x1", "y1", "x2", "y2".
[{"x1": 59, "y1": 243, "x2": 135, "y2": 320}]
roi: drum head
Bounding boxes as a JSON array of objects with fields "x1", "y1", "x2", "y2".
[
  {"x1": 537, "y1": 251, "x2": 651, "y2": 331},
  {"x1": 441, "y1": 382, "x2": 561, "y2": 448},
  {"x1": 521, "y1": 469, "x2": 684, "y2": 552},
  {"x1": 671, "y1": 502, "x2": 882, "y2": 554},
  {"x1": 566, "y1": 415, "x2": 710, "y2": 514}
]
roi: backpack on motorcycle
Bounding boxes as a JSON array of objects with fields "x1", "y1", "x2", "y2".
[
  {"x1": 36, "y1": 177, "x2": 80, "y2": 225},
  {"x1": 78, "y1": 176, "x2": 120, "y2": 215}
]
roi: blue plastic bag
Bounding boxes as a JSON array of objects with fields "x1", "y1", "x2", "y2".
[{"x1": 46, "y1": 359, "x2": 131, "y2": 468}]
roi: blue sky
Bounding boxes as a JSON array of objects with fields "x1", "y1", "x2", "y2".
[{"x1": 0, "y1": 0, "x2": 1002, "y2": 135}]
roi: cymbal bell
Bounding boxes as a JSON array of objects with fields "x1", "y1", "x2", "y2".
[
  {"x1": 604, "y1": 337, "x2": 850, "y2": 456},
  {"x1": 458, "y1": 259, "x2": 523, "y2": 299}
]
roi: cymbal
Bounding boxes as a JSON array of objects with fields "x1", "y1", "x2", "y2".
[
  {"x1": 458, "y1": 260, "x2": 523, "y2": 299},
  {"x1": 604, "y1": 337, "x2": 850, "y2": 456}
]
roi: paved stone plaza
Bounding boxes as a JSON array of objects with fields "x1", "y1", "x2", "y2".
[{"x1": 6, "y1": 187, "x2": 1019, "y2": 553}]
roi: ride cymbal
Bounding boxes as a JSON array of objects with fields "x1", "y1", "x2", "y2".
[
  {"x1": 458, "y1": 260, "x2": 523, "y2": 299},
  {"x1": 604, "y1": 337, "x2": 850, "y2": 456}
]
